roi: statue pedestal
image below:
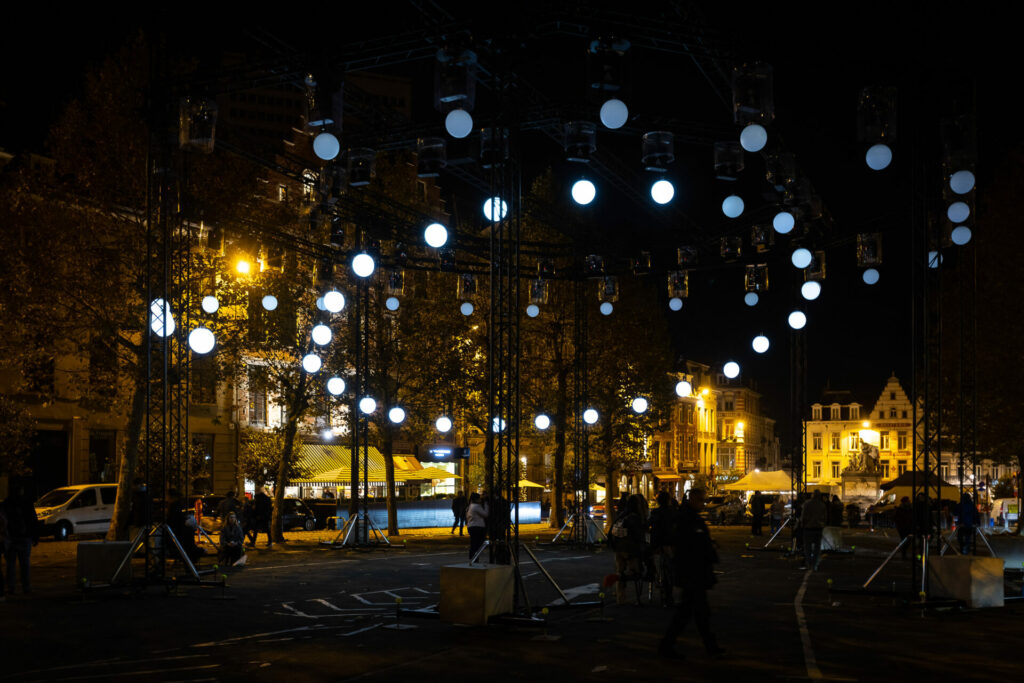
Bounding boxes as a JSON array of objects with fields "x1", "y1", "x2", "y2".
[{"x1": 840, "y1": 471, "x2": 881, "y2": 510}]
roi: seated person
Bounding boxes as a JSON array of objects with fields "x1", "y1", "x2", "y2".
[{"x1": 219, "y1": 511, "x2": 246, "y2": 565}]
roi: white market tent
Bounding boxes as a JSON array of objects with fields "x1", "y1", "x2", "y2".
[{"x1": 722, "y1": 470, "x2": 794, "y2": 492}]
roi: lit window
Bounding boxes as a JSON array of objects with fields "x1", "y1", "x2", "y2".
[
  {"x1": 850, "y1": 406, "x2": 860, "y2": 419},
  {"x1": 831, "y1": 462, "x2": 841, "y2": 479},
  {"x1": 830, "y1": 406, "x2": 840, "y2": 420},
  {"x1": 812, "y1": 461, "x2": 822, "y2": 479},
  {"x1": 889, "y1": 407, "x2": 897, "y2": 418},
  {"x1": 812, "y1": 406, "x2": 822, "y2": 420},
  {"x1": 812, "y1": 433, "x2": 822, "y2": 450},
  {"x1": 880, "y1": 431, "x2": 890, "y2": 450},
  {"x1": 898, "y1": 460, "x2": 908, "y2": 475},
  {"x1": 849, "y1": 433, "x2": 860, "y2": 451},
  {"x1": 882, "y1": 460, "x2": 891, "y2": 478},
  {"x1": 898, "y1": 432, "x2": 908, "y2": 450},
  {"x1": 831, "y1": 433, "x2": 841, "y2": 451}
]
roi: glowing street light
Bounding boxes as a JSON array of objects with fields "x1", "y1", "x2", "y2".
[
  {"x1": 436, "y1": 416, "x2": 452, "y2": 433},
  {"x1": 534, "y1": 413, "x2": 551, "y2": 430},
  {"x1": 631, "y1": 397, "x2": 648, "y2": 414}
]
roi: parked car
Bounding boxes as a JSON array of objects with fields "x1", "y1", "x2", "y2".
[
  {"x1": 703, "y1": 495, "x2": 744, "y2": 524},
  {"x1": 35, "y1": 484, "x2": 119, "y2": 541},
  {"x1": 589, "y1": 503, "x2": 606, "y2": 520},
  {"x1": 193, "y1": 496, "x2": 317, "y2": 533}
]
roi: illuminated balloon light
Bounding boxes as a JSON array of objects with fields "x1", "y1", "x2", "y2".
[
  {"x1": 862, "y1": 268, "x2": 880, "y2": 285},
  {"x1": 150, "y1": 299, "x2": 176, "y2": 337},
  {"x1": 947, "y1": 201, "x2": 970, "y2": 223},
  {"x1": 313, "y1": 132, "x2": 340, "y2": 161},
  {"x1": 301, "y1": 354, "x2": 322, "y2": 373},
  {"x1": 951, "y1": 226, "x2": 972, "y2": 245},
  {"x1": 949, "y1": 170, "x2": 975, "y2": 195},
  {"x1": 801, "y1": 281, "x2": 822, "y2": 301},
  {"x1": 316, "y1": 296, "x2": 326, "y2": 311},
  {"x1": 352, "y1": 253, "x2": 375, "y2": 278},
  {"x1": 491, "y1": 417, "x2": 507, "y2": 433},
  {"x1": 740, "y1": 123, "x2": 767, "y2": 152},
  {"x1": 322, "y1": 429, "x2": 334, "y2": 441},
  {"x1": 599, "y1": 301, "x2": 614, "y2": 316},
  {"x1": 571, "y1": 179, "x2": 596, "y2": 205},
  {"x1": 583, "y1": 408, "x2": 599, "y2": 425},
  {"x1": 744, "y1": 292, "x2": 759, "y2": 307},
  {"x1": 436, "y1": 416, "x2": 453, "y2": 433},
  {"x1": 445, "y1": 109, "x2": 473, "y2": 139},
  {"x1": 359, "y1": 397, "x2": 377, "y2": 414},
  {"x1": 534, "y1": 414, "x2": 551, "y2": 430},
  {"x1": 424, "y1": 222, "x2": 448, "y2": 248},
  {"x1": 651, "y1": 179, "x2": 675, "y2": 205},
  {"x1": 631, "y1": 397, "x2": 648, "y2": 414},
  {"x1": 526, "y1": 304, "x2": 540, "y2": 318},
  {"x1": 752, "y1": 335, "x2": 770, "y2": 354},
  {"x1": 675, "y1": 380, "x2": 692, "y2": 397},
  {"x1": 326, "y1": 377, "x2": 346, "y2": 395},
  {"x1": 483, "y1": 196, "x2": 508, "y2": 222},
  {"x1": 722, "y1": 195, "x2": 744, "y2": 218},
  {"x1": 386, "y1": 296, "x2": 400, "y2": 311},
  {"x1": 188, "y1": 327, "x2": 215, "y2": 354},
  {"x1": 723, "y1": 361, "x2": 740, "y2": 379},
  {"x1": 388, "y1": 407, "x2": 406, "y2": 424},
  {"x1": 323, "y1": 290, "x2": 345, "y2": 313},
  {"x1": 668, "y1": 297, "x2": 683, "y2": 311},
  {"x1": 460, "y1": 301, "x2": 474, "y2": 316},
  {"x1": 792, "y1": 248, "x2": 813, "y2": 269},
  {"x1": 201, "y1": 295, "x2": 219, "y2": 314},
  {"x1": 599, "y1": 98, "x2": 629, "y2": 129},
  {"x1": 261, "y1": 295, "x2": 278, "y2": 311},
  {"x1": 773, "y1": 211, "x2": 795, "y2": 234},
  {"x1": 788, "y1": 311, "x2": 807, "y2": 330},
  {"x1": 866, "y1": 143, "x2": 893, "y2": 171},
  {"x1": 928, "y1": 251, "x2": 943, "y2": 269},
  {"x1": 311, "y1": 323, "x2": 332, "y2": 346}
]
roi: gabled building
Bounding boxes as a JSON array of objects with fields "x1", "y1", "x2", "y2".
[{"x1": 714, "y1": 371, "x2": 779, "y2": 475}]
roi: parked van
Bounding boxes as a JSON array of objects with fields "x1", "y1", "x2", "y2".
[{"x1": 35, "y1": 484, "x2": 119, "y2": 541}]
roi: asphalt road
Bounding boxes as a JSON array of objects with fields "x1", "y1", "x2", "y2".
[{"x1": 2, "y1": 525, "x2": 1022, "y2": 681}]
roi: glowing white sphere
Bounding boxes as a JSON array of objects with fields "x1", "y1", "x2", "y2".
[
  {"x1": 723, "y1": 361, "x2": 740, "y2": 379},
  {"x1": 388, "y1": 407, "x2": 406, "y2": 424},
  {"x1": 313, "y1": 132, "x2": 340, "y2": 161},
  {"x1": 788, "y1": 311, "x2": 807, "y2": 330},
  {"x1": 187, "y1": 327, "x2": 215, "y2": 354},
  {"x1": 526, "y1": 304, "x2": 540, "y2": 318},
  {"x1": 424, "y1": 222, "x2": 448, "y2": 248},
  {"x1": 571, "y1": 179, "x2": 596, "y2": 205},
  {"x1": 359, "y1": 397, "x2": 377, "y2": 414},
  {"x1": 150, "y1": 299, "x2": 175, "y2": 338},
  {"x1": 651, "y1": 179, "x2": 675, "y2": 205},
  {"x1": 801, "y1": 280, "x2": 822, "y2": 301},
  {"x1": 675, "y1": 380, "x2": 692, "y2": 397},
  {"x1": 631, "y1": 397, "x2": 648, "y2": 414},
  {"x1": 866, "y1": 143, "x2": 893, "y2": 170},
  {"x1": 583, "y1": 408, "x2": 599, "y2": 425},
  {"x1": 262, "y1": 295, "x2": 278, "y2": 311},
  {"x1": 322, "y1": 429, "x2": 334, "y2": 441},
  {"x1": 534, "y1": 414, "x2": 551, "y2": 431},
  {"x1": 950, "y1": 170, "x2": 975, "y2": 195},
  {"x1": 326, "y1": 377, "x2": 346, "y2": 395},
  {"x1": 863, "y1": 268, "x2": 880, "y2": 285},
  {"x1": 323, "y1": 290, "x2": 345, "y2": 313},
  {"x1": 483, "y1": 196, "x2": 508, "y2": 222},
  {"x1": 311, "y1": 323, "x2": 332, "y2": 346},
  {"x1": 445, "y1": 108, "x2": 473, "y2": 139},
  {"x1": 928, "y1": 251, "x2": 943, "y2": 269},
  {"x1": 791, "y1": 248, "x2": 813, "y2": 269},
  {"x1": 352, "y1": 253, "x2": 375, "y2": 278},
  {"x1": 599, "y1": 98, "x2": 629, "y2": 129},
  {"x1": 491, "y1": 417, "x2": 507, "y2": 433},
  {"x1": 386, "y1": 296, "x2": 400, "y2": 311},
  {"x1": 316, "y1": 297, "x2": 326, "y2": 311},
  {"x1": 201, "y1": 296, "x2": 219, "y2": 314},
  {"x1": 744, "y1": 292, "x2": 759, "y2": 307},
  {"x1": 722, "y1": 195, "x2": 745, "y2": 218},
  {"x1": 740, "y1": 123, "x2": 767, "y2": 152},
  {"x1": 668, "y1": 297, "x2": 683, "y2": 311},
  {"x1": 752, "y1": 335, "x2": 770, "y2": 354},
  {"x1": 460, "y1": 301, "x2": 474, "y2": 316},
  {"x1": 436, "y1": 416, "x2": 452, "y2": 433},
  {"x1": 947, "y1": 202, "x2": 970, "y2": 223},
  {"x1": 951, "y1": 226, "x2": 972, "y2": 245},
  {"x1": 599, "y1": 301, "x2": 613, "y2": 316},
  {"x1": 773, "y1": 211, "x2": 795, "y2": 234},
  {"x1": 301, "y1": 354, "x2": 322, "y2": 373}
]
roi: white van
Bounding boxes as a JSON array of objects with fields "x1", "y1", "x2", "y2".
[{"x1": 35, "y1": 484, "x2": 119, "y2": 541}]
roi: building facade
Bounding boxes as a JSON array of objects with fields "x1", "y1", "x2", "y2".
[
  {"x1": 651, "y1": 361, "x2": 719, "y2": 497},
  {"x1": 714, "y1": 371, "x2": 779, "y2": 475}
]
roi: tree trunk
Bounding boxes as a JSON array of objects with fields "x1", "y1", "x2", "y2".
[
  {"x1": 383, "y1": 423, "x2": 399, "y2": 535},
  {"x1": 106, "y1": 366, "x2": 148, "y2": 541},
  {"x1": 605, "y1": 460, "x2": 618, "y2": 533},
  {"x1": 272, "y1": 373, "x2": 308, "y2": 543},
  {"x1": 551, "y1": 364, "x2": 568, "y2": 529}
]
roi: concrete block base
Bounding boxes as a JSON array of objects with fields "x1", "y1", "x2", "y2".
[
  {"x1": 440, "y1": 563, "x2": 515, "y2": 625},
  {"x1": 77, "y1": 541, "x2": 134, "y2": 585},
  {"x1": 927, "y1": 556, "x2": 1004, "y2": 608}
]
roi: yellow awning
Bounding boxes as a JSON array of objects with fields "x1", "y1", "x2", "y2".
[{"x1": 519, "y1": 479, "x2": 545, "y2": 488}]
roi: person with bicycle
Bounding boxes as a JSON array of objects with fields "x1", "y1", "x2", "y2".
[{"x1": 610, "y1": 494, "x2": 646, "y2": 605}]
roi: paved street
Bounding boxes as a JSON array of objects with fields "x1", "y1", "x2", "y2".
[{"x1": 2, "y1": 524, "x2": 1021, "y2": 681}]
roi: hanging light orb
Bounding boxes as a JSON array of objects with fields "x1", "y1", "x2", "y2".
[
  {"x1": 534, "y1": 413, "x2": 551, "y2": 431},
  {"x1": 301, "y1": 353, "x2": 322, "y2": 373},
  {"x1": 650, "y1": 179, "x2": 675, "y2": 205},
  {"x1": 436, "y1": 416, "x2": 453, "y2": 433},
  {"x1": 722, "y1": 195, "x2": 745, "y2": 218},
  {"x1": 788, "y1": 311, "x2": 808, "y2": 329},
  {"x1": 801, "y1": 281, "x2": 822, "y2": 301},
  {"x1": 388, "y1": 407, "x2": 406, "y2": 424},
  {"x1": 675, "y1": 380, "x2": 692, "y2": 397},
  {"x1": 744, "y1": 292, "x2": 759, "y2": 307},
  {"x1": 491, "y1": 416, "x2": 507, "y2": 433},
  {"x1": 316, "y1": 296, "x2": 326, "y2": 311},
  {"x1": 460, "y1": 301, "x2": 474, "y2": 316},
  {"x1": 483, "y1": 196, "x2": 508, "y2": 222},
  {"x1": 311, "y1": 323, "x2": 332, "y2": 346},
  {"x1": 326, "y1": 376, "x2": 346, "y2": 396},
  {"x1": 424, "y1": 222, "x2": 448, "y2": 248},
  {"x1": 928, "y1": 251, "x2": 943, "y2": 269},
  {"x1": 583, "y1": 408, "x2": 599, "y2": 425},
  {"x1": 187, "y1": 327, "x2": 215, "y2": 354},
  {"x1": 352, "y1": 252, "x2": 376, "y2": 278},
  {"x1": 723, "y1": 361, "x2": 740, "y2": 379},
  {"x1": 571, "y1": 179, "x2": 596, "y2": 205},
  {"x1": 791, "y1": 248, "x2": 813, "y2": 269},
  {"x1": 235, "y1": 260, "x2": 251, "y2": 275},
  {"x1": 865, "y1": 143, "x2": 893, "y2": 170},
  {"x1": 149, "y1": 298, "x2": 175, "y2": 338},
  {"x1": 261, "y1": 295, "x2": 278, "y2": 311},
  {"x1": 313, "y1": 132, "x2": 340, "y2": 161},
  {"x1": 631, "y1": 397, "x2": 648, "y2": 414},
  {"x1": 359, "y1": 396, "x2": 377, "y2": 415},
  {"x1": 323, "y1": 290, "x2": 345, "y2": 313},
  {"x1": 951, "y1": 226, "x2": 972, "y2": 245},
  {"x1": 773, "y1": 211, "x2": 795, "y2": 234},
  {"x1": 322, "y1": 429, "x2": 334, "y2": 441},
  {"x1": 526, "y1": 304, "x2": 540, "y2": 318},
  {"x1": 599, "y1": 98, "x2": 629, "y2": 129},
  {"x1": 599, "y1": 301, "x2": 613, "y2": 316},
  {"x1": 863, "y1": 268, "x2": 880, "y2": 285},
  {"x1": 201, "y1": 295, "x2": 219, "y2": 314},
  {"x1": 752, "y1": 335, "x2": 770, "y2": 354},
  {"x1": 386, "y1": 296, "x2": 400, "y2": 311},
  {"x1": 668, "y1": 297, "x2": 683, "y2": 311},
  {"x1": 445, "y1": 108, "x2": 473, "y2": 139},
  {"x1": 949, "y1": 170, "x2": 975, "y2": 195},
  {"x1": 947, "y1": 201, "x2": 970, "y2": 223},
  {"x1": 739, "y1": 123, "x2": 767, "y2": 152}
]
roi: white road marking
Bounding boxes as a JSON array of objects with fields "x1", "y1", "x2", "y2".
[
  {"x1": 795, "y1": 570, "x2": 823, "y2": 680},
  {"x1": 193, "y1": 625, "x2": 316, "y2": 647},
  {"x1": 42, "y1": 664, "x2": 221, "y2": 681},
  {"x1": 310, "y1": 598, "x2": 345, "y2": 611},
  {"x1": 548, "y1": 582, "x2": 600, "y2": 605},
  {"x1": 12, "y1": 655, "x2": 208, "y2": 676},
  {"x1": 340, "y1": 623, "x2": 382, "y2": 637}
]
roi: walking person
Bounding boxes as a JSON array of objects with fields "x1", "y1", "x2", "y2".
[
  {"x1": 3, "y1": 481, "x2": 39, "y2": 596},
  {"x1": 955, "y1": 492, "x2": 978, "y2": 555},
  {"x1": 801, "y1": 490, "x2": 827, "y2": 571},
  {"x1": 658, "y1": 488, "x2": 725, "y2": 659},
  {"x1": 750, "y1": 491, "x2": 764, "y2": 536},
  {"x1": 610, "y1": 494, "x2": 646, "y2": 605},
  {"x1": 893, "y1": 496, "x2": 913, "y2": 560},
  {"x1": 250, "y1": 485, "x2": 273, "y2": 548},
  {"x1": 451, "y1": 491, "x2": 467, "y2": 536},
  {"x1": 648, "y1": 491, "x2": 676, "y2": 607},
  {"x1": 466, "y1": 492, "x2": 489, "y2": 561}
]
